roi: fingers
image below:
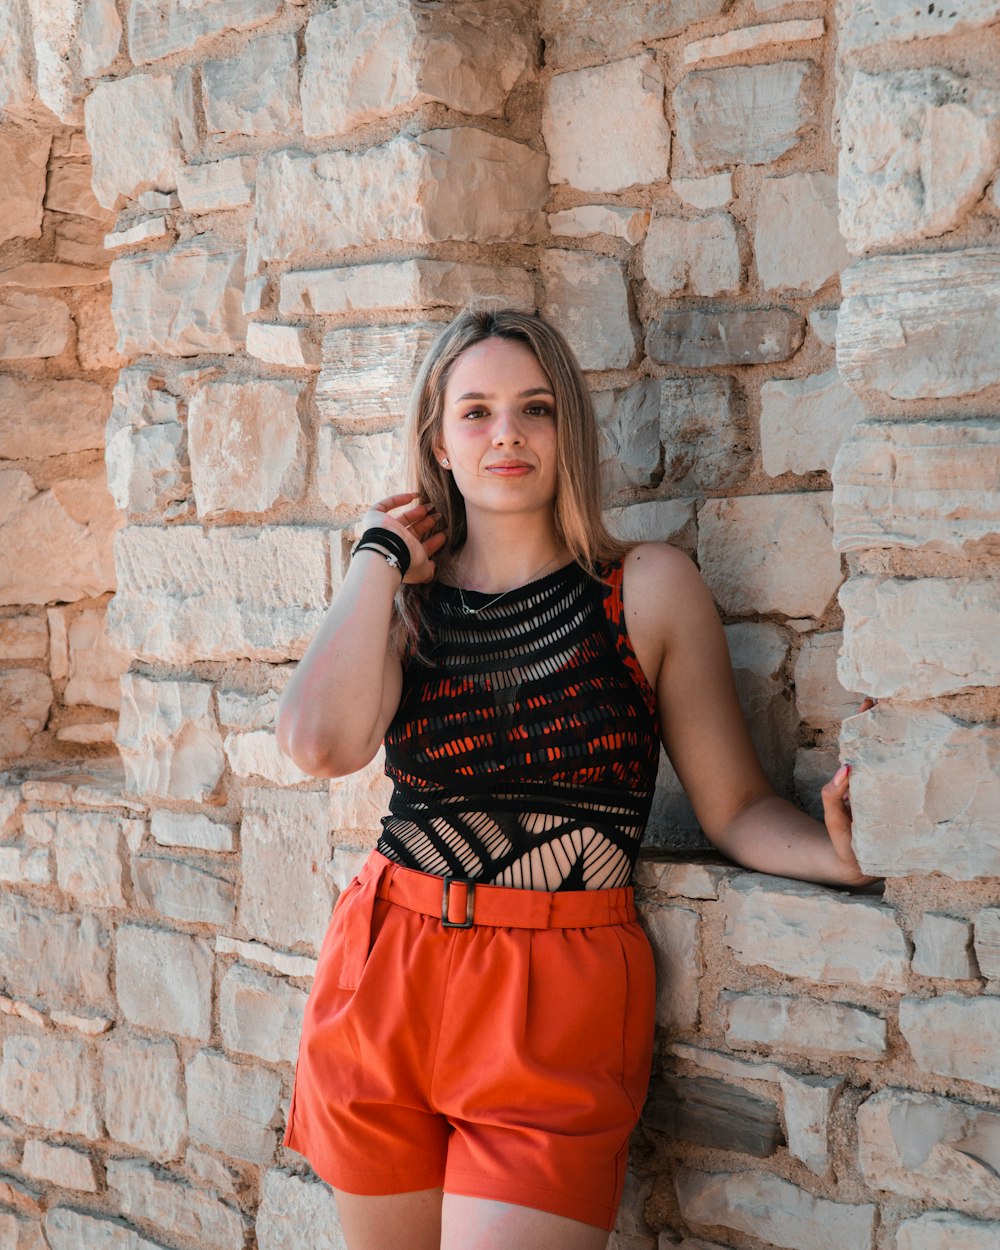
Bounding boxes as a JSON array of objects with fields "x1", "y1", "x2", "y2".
[
  {"x1": 820, "y1": 764, "x2": 852, "y2": 834},
  {"x1": 858, "y1": 697, "x2": 877, "y2": 714},
  {"x1": 371, "y1": 492, "x2": 420, "y2": 512}
]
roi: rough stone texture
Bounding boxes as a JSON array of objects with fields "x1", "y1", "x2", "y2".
[
  {"x1": 897, "y1": 1212, "x2": 1000, "y2": 1250},
  {"x1": 280, "y1": 259, "x2": 534, "y2": 318},
  {"x1": 246, "y1": 323, "x2": 319, "y2": 368},
  {"x1": 188, "y1": 379, "x2": 306, "y2": 519},
  {"x1": 328, "y1": 751, "x2": 394, "y2": 837},
  {"x1": 760, "y1": 367, "x2": 865, "y2": 477},
  {"x1": 0, "y1": 292, "x2": 73, "y2": 359},
  {"x1": 0, "y1": 1035, "x2": 100, "y2": 1138},
  {"x1": 838, "y1": 248, "x2": 1000, "y2": 402},
  {"x1": 843, "y1": 705, "x2": 1000, "y2": 881},
  {"x1": 833, "y1": 420, "x2": 1000, "y2": 555},
  {"x1": 603, "y1": 500, "x2": 697, "y2": 552},
  {"x1": 725, "y1": 623, "x2": 797, "y2": 793},
  {"x1": 111, "y1": 237, "x2": 247, "y2": 357},
  {"x1": 756, "y1": 173, "x2": 848, "y2": 293},
  {"x1": 0, "y1": 841, "x2": 49, "y2": 884},
  {"x1": 0, "y1": 616, "x2": 46, "y2": 660},
  {"x1": 841, "y1": 0, "x2": 1000, "y2": 51},
  {"x1": 225, "y1": 729, "x2": 311, "y2": 786},
  {"x1": 317, "y1": 324, "x2": 437, "y2": 425},
  {"x1": 644, "y1": 1074, "x2": 783, "y2": 1157},
  {"x1": 151, "y1": 810, "x2": 235, "y2": 852},
  {"x1": 674, "y1": 62, "x2": 818, "y2": 172},
  {"x1": 974, "y1": 908, "x2": 1000, "y2": 979},
  {"x1": 636, "y1": 858, "x2": 737, "y2": 901},
  {"x1": 0, "y1": 894, "x2": 110, "y2": 1008},
  {"x1": 647, "y1": 308, "x2": 805, "y2": 367},
  {"x1": 316, "y1": 426, "x2": 405, "y2": 516},
  {"x1": 0, "y1": 260, "x2": 110, "y2": 288},
  {"x1": 301, "y1": 0, "x2": 534, "y2": 138},
  {"x1": 723, "y1": 873, "x2": 910, "y2": 989},
  {"x1": 203, "y1": 32, "x2": 300, "y2": 137},
  {"x1": 839, "y1": 70, "x2": 1000, "y2": 253},
  {"x1": 24, "y1": 0, "x2": 85, "y2": 123},
  {"x1": 0, "y1": 669, "x2": 52, "y2": 758},
  {"x1": 117, "y1": 675, "x2": 225, "y2": 801},
  {"x1": 858, "y1": 1088, "x2": 1000, "y2": 1214},
  {"x1": 45, "y1": 157, "x2": 107, "y2": 220},
  {"x1": 672, "y1": 173, "x2": 732, "y2": 209},
  {"x1": 52, "y1": 810, "x2": 131, "y2": 907},
  {"x1": 810, "y1": 308, "x2": 838, "y2": 347},
  {"x1": 698, "y1": 493, "x2": 840, "y2": 619},
  {"x1": 549, "y1": 204, "x2": 649, "y2": 243},
  {"x1": 108, "y1": 526, "x2": 331, "y2": 664},
  {"x1": 103, "y1": 1035, "x2": 186, "y2": 1160},
  {"x1": 186, "y1": 1049, "x2": 281, "y2": 1164},
  {"x1": 539, "y1": 0, "x2": 725, "y2": 64},
  {"x1": 79, "y1": 0, "x2": 122, "y2": 78},
  {"x1": 133, "y1": 856, "x2": 236, "y2": 926},
  {"x1": 45, "y1": 1208, "x2": 165, "y2": 1250},
  {"x1": 685, "y1": 18, "x2": 824, "y2": 63},
  {"x1": 641, "y1": 904, "x2": 702, "y2": 1032},
  {"x1": 62, "y1": 608, "x2": 129, "y2": 708},
  {"x1": 794, "y1": 631, "x2": 859, "y2": 726},
  {"x1": 108, "y1": 1159, "x2": 244, "y2": 1250},
  {"x1": 643, "y1": 214, "x2": 740, "y2": 298},
  {"x1": 239, "y1": 788, "x2": 333, "y2": 954},
  {"x1": 116, "y1": 924, "x2": 212, "y2": 1039},
  {"x1": 257, "y1": 1169, "x2": 347, "y2": 1250},
  {"x1": 219, "y1": 962, "x2": 307, "y2": 1064},
  {"x1": 675, "y1": 1168, "x2": 875, "y2": 1250},
  {"x1": 913, "y1": 914, "x2": 979, "y2": 980},
  {"x1": 177, "y1": 157, "x2": 256, "y2": 213},
  {"x1": 84, "y1": 73, "x2": 185, "y2": 209},
  {"x1": 105, "y1": 366, "x2": 187, "y2": 517},
  {"x1": 0, "y1": 127, "x2": 49, "y2": 243},
  {"x1": 21, "y1": 1140, "x2": 97, "y2": 1192},
  {"x1": 215, "y1": 936, "x2": 317, "y2": 981},
  {"x1": 255, "y1": 132, "x2": 547, "y2": 261},
  {"x1": 544, "y1": 54, "x2": 671, "y2": 193},
  {"x1": 840, "y1": 577, "x2": 1000, "y2": 699},
  {"x1": 721, "y1": 990, "x2": 886, "y2": 1058},
  {"x1": 779, "y1": 1072, "x2": 842, "y2": 1175},
  {"x1": 595, "y1": 380, "x2": 660, "y2": 493},
  {"x1": 541, "y1": 250, "x2": 634, "y2": 370},
  {"x1": 900, "y1": 995, "x2": 1000, "y2": 1090},
  {"x1": 661, "y1": 375, "x2": 747, "y2": 493},
  {"x1": 127, "y1": 0, "x2": 283, "y2": 64}
]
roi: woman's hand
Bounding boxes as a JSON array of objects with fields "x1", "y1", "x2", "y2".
[
  {"x1": 360, "y1": 493, "x2": 447, "y2": 585},
  {"x1": 820, "y1": 698, "x2": 881, "y2": 887}
]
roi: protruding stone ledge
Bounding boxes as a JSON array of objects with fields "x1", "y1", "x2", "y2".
[
  {"x1": 720, "y1": 990, "x2": 887, "y2": 1058},
  {"x1": 317, "y1": 324, "x2": 438, "y2": 427},
  {"x1": 643, "y1": 1073, "x2": 784, "y2": 1157}
]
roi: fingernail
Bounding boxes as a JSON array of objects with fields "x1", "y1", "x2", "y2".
[{"x1": 834, "y1": 764, "x2": 849, "y2": 783}]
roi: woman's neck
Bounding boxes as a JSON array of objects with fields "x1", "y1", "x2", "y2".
[{"x1": 448, "y1": 514, "x2": 570, "y2": 593}]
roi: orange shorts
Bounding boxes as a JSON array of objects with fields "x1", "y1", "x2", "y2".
[{"x1": 284, "y1": 850, "x2": 655, "y2": 1231}]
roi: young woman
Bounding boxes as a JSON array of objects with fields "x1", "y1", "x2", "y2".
[{"x1": 276, "y1": 306, "x2": 875, "y2": 1250}]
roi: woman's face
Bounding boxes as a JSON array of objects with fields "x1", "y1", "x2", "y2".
[{"x1": 435, "y1": 337, "x2": 558, "y2": 520}]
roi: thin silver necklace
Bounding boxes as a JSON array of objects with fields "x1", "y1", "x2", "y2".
[{"x1": 455, "y1": 556, "x2": 564, "y2": 616}]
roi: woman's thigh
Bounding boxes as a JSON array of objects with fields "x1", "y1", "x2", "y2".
[
  {"x1": 441, "y1": 1194, "x2": 609, "y2": 1250},
  {"x1": 334, "y1": 1188, "x2": 442, "y2": 1250}
]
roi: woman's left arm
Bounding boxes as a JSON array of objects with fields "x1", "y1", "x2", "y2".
[{"x1": 624, "y1": 544, "x2": 878, "y2": 889}]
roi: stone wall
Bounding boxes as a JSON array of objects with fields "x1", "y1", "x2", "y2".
[{"x1": 0, "y1": 1, "x2": 998, "y2": 1248}]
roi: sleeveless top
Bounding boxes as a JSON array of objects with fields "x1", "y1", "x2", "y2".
[{"x1": 376, "y1": 559, "x2": 660, "y2": 891}]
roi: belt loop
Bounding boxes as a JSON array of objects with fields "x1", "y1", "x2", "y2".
[
  {"x1": 338, "y1": 856, "x2": 390, "y2": 990},
  {"x1": 441, "y1": 876, "x2": 476, "y2": 929}
]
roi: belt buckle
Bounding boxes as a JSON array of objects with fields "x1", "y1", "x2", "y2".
[{"x1": 441, "y1": 875, "x2": 476, "y2": 929}]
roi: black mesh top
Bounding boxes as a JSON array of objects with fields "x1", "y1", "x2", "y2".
[{"x1": 377, "y1": 559, "x2": 661, "y2": 891}]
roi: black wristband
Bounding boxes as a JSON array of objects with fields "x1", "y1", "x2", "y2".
[{"x1": 351, "y1": 527, "x2": 412, "y2": 578}]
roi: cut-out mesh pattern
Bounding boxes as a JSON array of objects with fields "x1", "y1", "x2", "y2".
[{"x1": 378, "y1": 560, "x2": 660, "y2": 891}]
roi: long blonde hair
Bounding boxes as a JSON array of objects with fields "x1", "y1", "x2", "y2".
[{"x1": 396, "y1": 303, "x2": 628, "y2": 651}]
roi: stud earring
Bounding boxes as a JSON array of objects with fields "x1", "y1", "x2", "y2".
[{"x1": 441, "y1": 458, "x2": 450, "y2": 468}]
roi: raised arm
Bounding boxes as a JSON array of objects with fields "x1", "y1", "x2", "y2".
[{"x1": 276, "y1": 495, "x2": 444, "y2": 778}]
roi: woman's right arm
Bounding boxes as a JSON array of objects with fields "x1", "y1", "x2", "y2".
[{"x1": 275, "y1": 494, "x2": 443, "y2": 778}]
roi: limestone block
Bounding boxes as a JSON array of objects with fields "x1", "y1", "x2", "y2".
[
  {"x1": 674, "y1": 62, "x2": 818, "y2": 173},
  {"x1": 328, "y1": 750, "x2": 394, "y2": 837},
  {"x1": 257, "y1": 1169, "x2": 346, "y2": 1250},
  {"x1": 644, "y1": 1073, "x2": 783, "y2": 1156},
  {"x1": 254, "y1": 132, "x2": 546, "y2": 261},
  {"x1": 108, "y1": 1159, "x2": 244, "y2": 1250},
  {"x1": 111, "y1": 237, "x2": 247, "y2": 357},
  {"x1": 186, "y1": 1048, "x2": 281, "y2": 1163},
  {"x1": 0, "y1": 292, "x2": 72, "y2": 359},
  {"x1": 317, "y1": 426, "x2": 406, "y2": 515},
  {"x1": 901, "y1": 995, "x2": 1000, "y2": 1090},
  {"x1": 84, "y1": 73, "x2": 185, "y2": 209},
  {"x1": 215, "y1": 936, "x2": 317, "y2": 980},
  {"x1": 176, "y1": 157, "x2": 255, "y2": 213},
  {"x1": 794, "y1": 631, "x2": 859, "y2": 725},
  {"x1": 133, "y1": 856, "x2": 236, "y2": 926},
  {"x1": 219, "y1": 963, "x2": 307, "y2": 1064},
  {"x1": 77, "y1": 288, "x2": 128, "y2": 372},
  {"x1": 0, "y1": 894, "x2": 110, "y2": 1008},
  {"x1": 317, "y1": 324, "x2": 437, "y2": 425},
  {"x1": 841, "y1": 0, "x2": 1000, "y2": 55},
  {"x1": 672, "y1": 173, "x2": 732, "y2": 210},
  {"x1": 661, "y1": 374, "x2": 747, "y2": 493},
  {"x1": 45, "y1": 1209, "x2": 165, "y2": 1250},
  {"x1": 246, "y1": 323, "x2": 319, "y2": 368},
  {"x1": 79, "y1": 0, "x2": 122, "y2": 77},
  {"x1": 721, "y1": 989, "x2": 886, "y2": 1058},
  {"x1": 0, "y1": 261, "x2": 111, "y2": 289},
  {"x1": 778, "y1": 1072, "x2": 843, "y2": 1175},
  {"x1": 641, "y1": 903, "x2": 702, "y2": 1032},
  {"x1": 858, "y1": 1087, "x2": 1000, "y2": 1213},
  {"x1": 52, "y1": 810, "x2": 133, "y2": 907},
  {"x1": 301, "y1": 0, "x2": 534, "y2": 137},
  {"x1": 675, "y1": 1168, "x2": 875, "y2": 1250},
  {"x1": 0, "y1": 0, "x2": 41, "y2": 125},
  {"x1": 127, "y1": 0, "x2": 283, "y2": 63},
  {"x1": 841, "y1": 70, "x2": 1000, "y2": 253},
  {"x1": 833, "y1": 420, "x2": 1000, "y2": 555},
  {"x1": 644, "y1": 214, "x2": 740, "y2": 298},
  {"x1": 44, "y1": 159, "x2": 107, "y2": 220},
  {"x1": 541, "y1": 249, "x2": 634, "y2": 370},
  {"x1": 760, "y1": 367, "x2": 865, "y2": 478},
  {"x1": 0, "y1": 616, "x2": 46, "y2": 659},
  {"x1": 685, "y1": 18, "x2": 824, "y2": 63},
  {"x1": 280, "y1": 258, "x2": 533, "y2": 318},
  {"x1": 105, "y1": 365, "x2": 187, "y2": 517},
  {"x1": 843, "y1": 704, "x2": 1000, "y2": 880},
  {"x1": 240, "y1": 788, "x2": 333, "y2": 953},
  {"x1": 603, "y1": 500, "x2": 697, "y2": 552},
  {"x1": 151, "y1": 810, "x2": 235, "y2": 852},
  {"x1": 103, "y1": 1035, "x2": 186, "y2": 1160},
  {"x1": 635, "y1": 858, "x2": 737, "y2": 901},
  {"x1": 810, "y1": 308, "x2": 838, "y2": 347},
  {"x1": 539, "y1": 0, "x2": 725, "y2": 64},
  {"x1": 0, "y1": 669, "x2": 52, "y2": 758},
  {"x1": 21, "y1": 1140, "x2": 97, "y2": 1191},
  {"x1": 698, "y1": 493, "x2": 840, "y2": 619},
  {"x1": 108, "y1": 526, "x2": 330, "y2": 664},
  {"x1": 757, "y1": 172, "x2": 849, "y2": 293},
  {"x1": 544, "y1": 54, "x2": 671, "y2": 193},
  {"x1": 117, "y1": 675, "x2": 224, "y2": 801},
  {"x1": 0, "y1": 127, "x2": 49, "y2": 243},
  {"x1": 217, "y1": 688, "x2": 279, "y2": 730},
  {"x1": 974, "y1": 908, "x2": 1000, "y2": 979},
  {"x1": 0, "y1": 1035, "x2": 100, "y2": 1137},
  {"x1": 913, "y1": 913, "x2": 978, "y2": 980},
  {"x1": 24, "y1": 0, "x2": 85, "y2": 122},
  {"x1": 327, "y1": 846, "x2": 372, "y2": 893},
  {"x1": 62, "y1": 608, "x2": 127, "y2": 708},
  {"x1": 647, "y1": 308, "x2": 805, "y2": 367},
  {"x1": 549, "y1": 205, "x2": 649, "y2": 243},
  {"x1": 595, "y1": 379, "x2": 660, "y2": 493},
  {"x1": 203, "y1": 33, "x2": 299, "y2": 137},
  {"x1": 840, "y1": 577, "x2": 1000, "y2": 699},
  {"x1": 225, "y1": 730, "x2": 311, "y2": 786},
  {"x1": 116, "y1": 924, "x2": 213, "y2": 1039},
  {"x1": 725, "y1": 622, "x2": 797, "y2": 792},
  {"x1": 188, "y1": 379, "x2": 306, "y2": 519},
  {"x1": 723, "y1": 873, "x2": 910, "y2": 989},
  {"x1": 839, "y1": 248, "x2": 1000, "y2": 402},
  {"x1": 897, "y1": 1212, "x2": 1000, "y2": 1250}
]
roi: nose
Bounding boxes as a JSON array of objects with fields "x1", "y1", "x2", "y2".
[{"x1": 491, "y1": 408, "x2": 526, "y2": 446}]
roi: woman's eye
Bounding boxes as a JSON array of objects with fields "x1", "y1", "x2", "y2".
[
  {"x1": 526, "y1": 405, "x2": 554, "y2": 417},
  {"x1": 462, "y1": 408, "x2": 487, "y2": 420}
]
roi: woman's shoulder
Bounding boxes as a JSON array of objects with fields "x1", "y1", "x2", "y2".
[{"x1": 619, "y1": 542, "x2": 718, "y2": 663}]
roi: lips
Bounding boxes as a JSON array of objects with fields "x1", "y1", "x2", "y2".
[{"x1": 485, "y1": 460, "x2": 533, "y2": 475}]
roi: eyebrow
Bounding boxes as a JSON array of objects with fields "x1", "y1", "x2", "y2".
[{"x1": 453, "y1": 387, "x2": 555, "y2": 401}]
